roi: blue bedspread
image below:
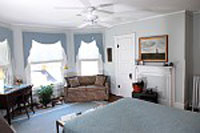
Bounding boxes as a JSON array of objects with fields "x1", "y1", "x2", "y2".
[{"x1": 64, "y1": 98, "x2": 200, "y2": 133}]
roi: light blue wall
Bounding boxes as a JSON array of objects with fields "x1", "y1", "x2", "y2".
[
  {"x1": 104, "y1": 12, "x2": 186, "y2": 106},
  {"x1": 74, "y1": 33, "x2": 104, "y2": 62},
  {"x1": 22, "y1": 32, "x2": 67, "y2": 67}
]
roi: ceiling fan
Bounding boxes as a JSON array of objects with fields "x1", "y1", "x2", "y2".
[{"x1": 55, "y1": 0, "x2": 114, "y2": 28}]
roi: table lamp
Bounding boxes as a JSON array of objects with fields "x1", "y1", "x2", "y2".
[{"x1": 0, "y1": 69, "x2": 5, "y2": 93}]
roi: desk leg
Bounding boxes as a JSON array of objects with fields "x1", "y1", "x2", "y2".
[
  {"x1": 56, "y1": 121, "x2": 59, "y2": 133},
  {"x1": 6, "y1": 107, "x2": 11, "y2": 125},
  {"x1": 30, "y1": 93, "x2": 35, "y2": 114}
]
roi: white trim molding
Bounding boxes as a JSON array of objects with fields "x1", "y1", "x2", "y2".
[
  {"x1": 135, "y1": 65, "x2": 175, "y2": 107},
  {"x1": 174, "y1": 102, "x2": 185, "y2": 109}
]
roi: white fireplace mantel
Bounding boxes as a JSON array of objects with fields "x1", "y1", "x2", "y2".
[{"x1": 135, "y1": 65, "x2": 175, "y2": 107}]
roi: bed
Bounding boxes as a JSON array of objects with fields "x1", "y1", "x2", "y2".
[{"x1": 63, "y1": 98, "x2": 200, "y2": 133}]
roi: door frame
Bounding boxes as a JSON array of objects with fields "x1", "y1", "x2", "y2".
[{"x1": 114, "y1": 33, "x2": 136, "y2": 97}]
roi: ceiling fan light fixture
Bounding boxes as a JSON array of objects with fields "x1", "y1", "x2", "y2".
[{"x1": 86, "y1": 14, "x2": 98, "y2": 21}]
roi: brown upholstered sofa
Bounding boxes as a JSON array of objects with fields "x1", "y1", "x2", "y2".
[{"x1": 64, "y1": 75, "x2": 109, "y2": 102}]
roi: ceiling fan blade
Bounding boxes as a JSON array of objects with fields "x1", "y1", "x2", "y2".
[
  {"x1": 98, "y1": 22, "x2": 112, "y2": 28},
  {"x1": 76, "y1": 13, "x2": 82, "y2": 16},
  {"x1": 54, "y1": 6, "x2": 84, "y2": 10},
  {"x1": 96, "y1": 9, "x2": 114, "y2": 14},
  {"x1": 97, "y1": 3, "x2": 114, "y2": 8},
  {"x1": 78, "y1": 23, "x2": 90, "y2": 28},
  {"x1": 79, "y1": 0, "x2": 91, "y2": 7}
]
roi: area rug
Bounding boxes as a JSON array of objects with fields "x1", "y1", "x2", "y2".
[{"x1": 12, "y1": 101, "x2": 107, "y2": 133}]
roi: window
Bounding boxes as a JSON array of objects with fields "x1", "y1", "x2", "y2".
[
  {"x1": 0, "y1": 39, "x2": 11, "y2": 90},
  {"x1": 28, "y1": 40, "x2": 66, "y2": 88},
  {"x1": 0, "y1": 68, "x2": 5, "y2": 90},
  {"x1": 80, "y1": 60, "x2": 99, "y2": 76},
  {"x1": 77, "y1": 40, "x2": 103, "y2": 76}
]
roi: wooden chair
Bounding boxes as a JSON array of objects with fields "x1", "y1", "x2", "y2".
[{"x1": 16, "y1": 85, "x2": 35, "y2": 119}]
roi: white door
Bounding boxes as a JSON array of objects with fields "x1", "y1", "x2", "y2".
[{"x1": 115, "y1": 33, "x2": 136, "y2": 97}]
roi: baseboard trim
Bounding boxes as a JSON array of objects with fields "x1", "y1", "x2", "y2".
[
  {"x1": 158, "y1": 99, "x2": 168, "y2": 106},
  {"x1": 184, "y1": 100, "x2": 189, "y2": 109},
  {"x1": 173, "y1": 102, "x2": 185, "y2": 109}
]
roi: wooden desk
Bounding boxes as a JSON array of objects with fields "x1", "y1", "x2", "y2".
[{"x1": 0, "y1": 85, "x2": 34, "y2": 124}]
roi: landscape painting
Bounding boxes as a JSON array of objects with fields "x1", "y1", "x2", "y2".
[{"x1": 139, "y1": 35, "x2": 168, "y2": 62}]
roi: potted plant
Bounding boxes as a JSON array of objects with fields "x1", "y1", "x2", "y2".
[{"x1": 37, "y1": 84, "x2": 53, "y2": 107}]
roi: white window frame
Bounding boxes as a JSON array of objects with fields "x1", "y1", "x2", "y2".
[
  {"x1": 79, "y1": 59, "x2": 100, "y2": 76},
  {"x1": 76, "y1": 55, "x2": 103, "y2": 76},
  {"x1": 0, "y1": 39, "x2": 12, "y2": 87},
  {"x1": 30, "y1": 59, "x2": 63, "y2": 65}
]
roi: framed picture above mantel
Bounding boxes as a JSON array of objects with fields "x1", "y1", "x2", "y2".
[{"x1": 139, "y1": 35, "x2": 168, "y2": 62}]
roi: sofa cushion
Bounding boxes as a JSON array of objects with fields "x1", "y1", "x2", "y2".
[
  {"x1": 78, "y1": 76, "x2": 96, "y2": 85},
  {"x1": 95, "y1": 75, "x2": 106, "y2": 86},
  {"x1": 68, "y1": 86, "x2": 87, "y2": 92},
  {"x1": 68, "y1": 77, "x2": 80, "y2": 87},
  {"x1": 68, "y1": 85, "x2": 106, "y2": 92},
  {"x1": 86, "y1": 85, "x2": 106, "y2": 91}
]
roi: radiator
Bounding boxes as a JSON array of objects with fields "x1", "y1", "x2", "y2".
[{"x1": 192, "y1": 75, "x2": 200, "y2": 111}]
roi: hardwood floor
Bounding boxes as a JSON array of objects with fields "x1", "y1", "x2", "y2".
[{"x1": 108, "y1": 93, "x2": 123, "y2": 103}]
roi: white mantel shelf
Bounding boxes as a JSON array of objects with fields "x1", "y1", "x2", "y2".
[{"x1": 135, "y1": 65, "x2": 173, "y2": 69}]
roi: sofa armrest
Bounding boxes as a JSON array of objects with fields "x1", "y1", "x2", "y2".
[
  {"x1": 105, "y1": 81, "x2": 110, "y2": 94},
  {"x1": 64, "y1": 86, "x2": 69, "y2": 97}
]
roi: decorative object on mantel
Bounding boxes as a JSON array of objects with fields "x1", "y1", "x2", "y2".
[
  {"x1": 139, "y1": 60, "x2": 144, "y2": 65},
  {"x1": 164, "y1": 62, "x2": 174, "y2": 67},
  {"x1": 139, "y1": 35, "x2": 168, "y2": 62},
  {"x1": 132, "y1": 80, "x2": 144, "y2": 93}
]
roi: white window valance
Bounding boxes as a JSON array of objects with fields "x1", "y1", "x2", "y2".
[
  {"x1": 78, "y1": 40, "x2": 100, "y2": 60},
  {"x1": 28, "y1": 40, "x2": 65, "y2": 63},
  {"x1": 0, "y1": 39, "x2": 10, "y2": 66}
]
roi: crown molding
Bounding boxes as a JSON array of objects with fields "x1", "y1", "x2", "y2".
[
  {"x1": 11, "y1": 23, "x2": 73, "y2": 30},
  {"x1": 108, "y1": 10, "x2": 186, "y2": 29},
  {"x1": 0, "y1": 20, "x2": 12, "y2": 28}
]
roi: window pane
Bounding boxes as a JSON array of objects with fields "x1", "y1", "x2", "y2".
[
  {"x1": 81, "y1": 61, "x2": 99, "y2": 76},
  {"x1": 31, "y1": 62, "x2": 62, "y2": 87}
]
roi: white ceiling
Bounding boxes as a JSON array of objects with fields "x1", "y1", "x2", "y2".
[{"x1": 0, "y1": 0, "x2": 200, "y2": 28}]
